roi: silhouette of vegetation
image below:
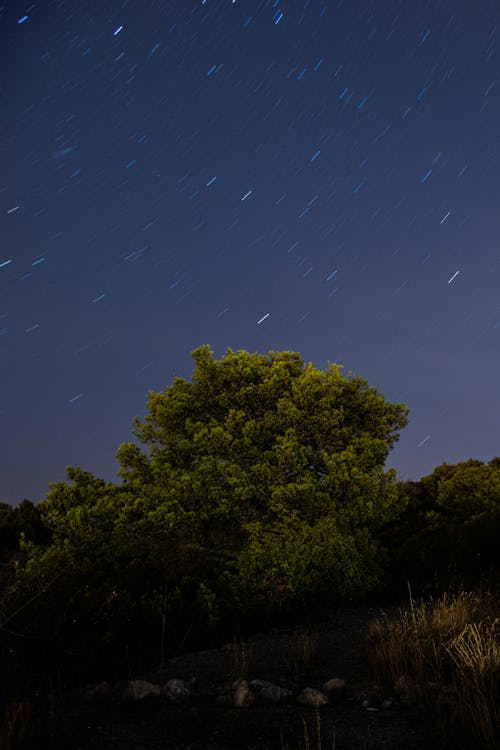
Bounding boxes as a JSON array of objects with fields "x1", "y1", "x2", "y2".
[
  {"x1": 0, "y1": 346, "x2": 498, "y2": 749},
  {"x1": 378, "y1": 458, "x2": 500, "y2": 595},
  {"x1": 2, "y1": 346, "x2": 410, "y2": 673}
]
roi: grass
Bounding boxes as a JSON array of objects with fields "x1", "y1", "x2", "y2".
[
  {"x1": 279, "y1": 709, "x2": 336, "y2": 750},
  {"x1": 280, "y1": 627, "x2": 320, "y2": 679},
  {"x1": 3, "y1": 587, "x2": 496, "y2": 749},
  {"x1": 367, "y1": 585, "x2": 499, "y2": 748},
  {"x1": 229, "y1": 624, "x2": 319, "y2": 684},
  {"x1": 0, "y1": 700, "x2": 30, "y2": 750},
  {"x1": 0, "y1": 671, "x2": 68, "y2": 750},
  {"x1": 230, "y1": 632, "x2": 254, "y2": 679}
]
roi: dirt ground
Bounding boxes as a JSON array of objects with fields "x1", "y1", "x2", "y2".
[{"x1": 38, "y1": 604, "x2": 441, "y2": 750}]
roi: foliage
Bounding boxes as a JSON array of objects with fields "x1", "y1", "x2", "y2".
[
  {"x1": 0, "y1": 500, "x2": 49, "y2": 555},
  {"x1": 4, "y1": 346, "x2": 409, "y2": 673},
  {"x1": 379, "y1": 457, "x2": 500, "y2": 592},
  {"x1": 116, "y1": 346, "x2": 409, "y2": 612},
  {"x1": 0, "y1": 499, "x2": 50, "y2": 627}
]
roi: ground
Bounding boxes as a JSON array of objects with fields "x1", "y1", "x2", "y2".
[{"x1": 36, "y1": 604, "x2": 441, "y2": 750}]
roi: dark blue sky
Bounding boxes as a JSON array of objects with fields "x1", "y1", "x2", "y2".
[{"x1": 2, "y1": 0, "x2": 500, "y2": 504}]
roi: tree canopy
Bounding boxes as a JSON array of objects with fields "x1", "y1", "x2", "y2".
[
  {"x1": 381, "y1": 457, "x2": 500, "y2": 590},
  {"x1": 115, "y1": 345, "x2": 410, "y2": 606},
  {"x1": 8, "y1": 346, "x2": 410, "y2": 668}
]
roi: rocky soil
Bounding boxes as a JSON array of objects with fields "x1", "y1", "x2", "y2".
[{"x1": 34, "y1": 605, "x2": 440, "y2": 750}]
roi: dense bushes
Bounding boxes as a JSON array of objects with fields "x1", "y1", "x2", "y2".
[{"x1": 378, "y1": 458, "x2": 500, "y2": 594}]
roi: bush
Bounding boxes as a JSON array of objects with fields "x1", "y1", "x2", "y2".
[{"x1": 378, "y1": 458, "x2": 500, "y2": 594}]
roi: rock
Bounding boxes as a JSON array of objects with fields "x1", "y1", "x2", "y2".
[
  {"x1": 393, "y1": 675, "x2": 414, "y2": 704},
  {"x1": 87, "y1": 681, "x2": 113, "y2": 704},
  {"x1": 163, "y1": 678, "x2": 190, "y2": 703},
  {"x1": 361, "y1": 687, "x2": 383, "y2": 709},
  {"x1": 322, "y1": 677, "x2": 346, "y2": 701},
  {"x1": 261, "y1": 684, "x2": 291, "y2": 705},
  {"x1": 233, "y1": 679, "x2": 254, "y2": 707},
  {"x1": 248, "y1": 679, "x2": 273, "y2": 691},
  {"x1": 297, "y1": 687, "x2": 328, "y2": 707},
  {"x1": 122, "y1": 679, "x2": 161, "y2": 701},
  {"x1": 243, "y1": 679, "x2": 291, "y2": 705},
  {"x1": 381, "y1": 697, "x2": 396, "y2": 710}
]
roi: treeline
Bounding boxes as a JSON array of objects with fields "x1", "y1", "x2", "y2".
[{"x1": 0, "y1": 347, "x2": 498, "y2": 683}]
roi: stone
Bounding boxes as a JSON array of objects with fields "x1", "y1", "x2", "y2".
[
  {"x1": 361, "y1": 687, "x2": 383, "y2": 709},
  {"x1": 233, "y1": 679, "x2": 254, "y2": 707},
  {"x1": 87, "y1": 681, "x2": 113, "y2": 704},
  {"x1": 381, "y1": 697, "x2": 396, "y2": 710},
  {"x1": 122, "y1": 679, "x2": 161, "y2": 701},
  {"x1": 393, "y1": 675, "x2": 414, "y2": 704},
  {"x1": 260, "y1": 684, "x2": 291, "y2": 705},
  {"x1": 248, "y1": 679, "x2": 273, "y2": 691},
  {"x1": 163, "y1": 678, "x2": 190, "y2": 703},
  {"x1": 322, "y1": 677, "x2": 346, "y2": 701},
  {"x1": 297, "y1": 687, "x2": 328, "y2": 707}
]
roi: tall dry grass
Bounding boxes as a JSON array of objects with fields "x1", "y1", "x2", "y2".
[
  {"x1": 0, "y1": 700, "x2": 31, "y2": 750},
  {"x1": 280, "y1": 628, "x2": 319, "y2": 678},
  {"x1": 230, "y1": 625, "x2": 319, "y2": 683},
  {"x1": 367, "y1": 586, "x2": 499, "y2": 748},
  {"x1": 279, "y1": 709, "x2": 336, "y2": 750}
]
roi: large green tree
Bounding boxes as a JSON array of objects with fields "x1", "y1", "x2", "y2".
[
  {"x1": 9, "y1": 346, "x2": 409, "y2": 670},
  {"x1": 117, "y1": 346, "x2": 409, "y2": 608}
]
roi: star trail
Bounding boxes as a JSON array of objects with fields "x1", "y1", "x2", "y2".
[{"x1": 2, "y1": 0, "x2": 500, "y2": 504}]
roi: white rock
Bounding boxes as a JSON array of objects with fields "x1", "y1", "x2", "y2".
[
  {"x1": 297, "y1": 687, "x2": 328, "y2": 707},
  {"x1": 322, "y1": 677, "x2": 346, "y2": 700},
  {"x1": 394, "y1": 675, "x2": 414, "y2": 704},
  {"x1": 163, "y1": 678, "x2": 190, "y2": 703},
  {"x1": 86, "y1": 681, "x2": 113, "y2": 704},
  {"x1": 122, "y1": 680, "x2": 161, "y2": 701},
  {"x1": 261, "y1": 684, "x2": 291, "y2": 705},
  {"x1": 234, "y1": 679, "x2": 254, "y2": 707},
  {"x1": 361, "y1": 686, "x2": 383, "y2": 709},
  {"x1": 248, "y1": 679, "x2": 273, "y2": 691}
]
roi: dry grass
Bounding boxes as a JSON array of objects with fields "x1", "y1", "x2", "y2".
[
  {"x1": 367, "y1": 586, "x2": 499, "y2": 748},
  {"x1": 280, "y1": 710, "x2": 336, "y2": 750},
  {"x1": 0, "y1": 700, "x2": 31, "y2": 750},
  {"x1": 0, "y1": 672, "x2": 66, "y2": 750},
  {"x1": 298, "y1": 710, "x2": 333, "y2": 750},
  {"x1": 230, "y1": 633, "x2": 255, "y2": 679},
  {"x1": 280, "y1": 627, "x2": 319, "y2": 678},
  {"x1": 229, "y1": 625, "x2": 319, "y2": 683}
]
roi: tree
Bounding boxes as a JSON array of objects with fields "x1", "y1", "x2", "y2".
[
  {"x1": 117, "y1": 346, "x2": 409, "y2": 611},
  {"x1": 9, "y1": 346, "x2": 410, "y2": 670},
  {"x1": 380, "y1": 457, "x2": 500, "y2": 592}
]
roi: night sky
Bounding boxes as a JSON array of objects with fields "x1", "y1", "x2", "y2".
[{"x1": 2, "y1": 1, "x2": 500, "y2": 505}]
